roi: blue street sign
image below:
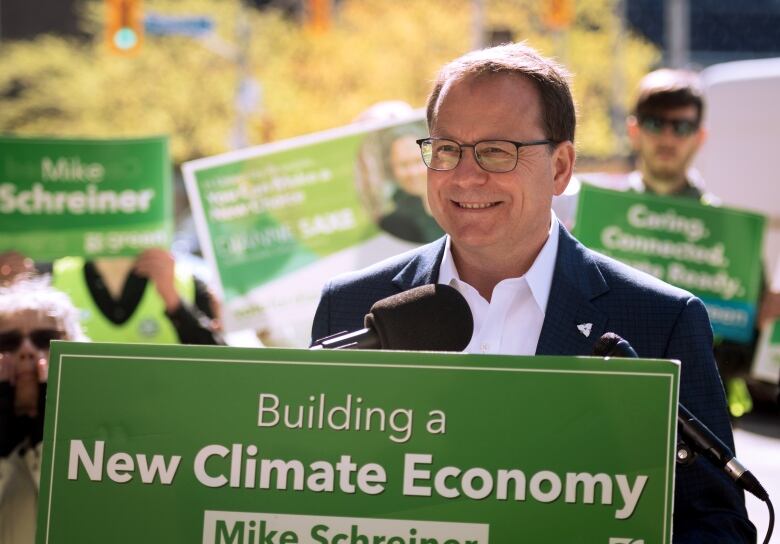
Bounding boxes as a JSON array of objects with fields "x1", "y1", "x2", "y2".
[{"x1": 144, "y1": 13, "x2": 214, "y2": 37}]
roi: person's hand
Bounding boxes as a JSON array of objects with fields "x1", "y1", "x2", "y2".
[
  {"x1": 0, "y1": 251, "x2": 35, "y2": 286},
  {"x1": 134, "y1": 248, "x2": 180, "y2": 312},
  {"x1": 757, "y1": 289, "x2": 780, "y2": 329}
]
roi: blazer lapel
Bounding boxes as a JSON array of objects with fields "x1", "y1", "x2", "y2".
[
  {"x1": 384, "y1": 231, "x2": 607, "y2": 356},
  {"x1": 536, "y1": 226, "x2": 609, "y2": 356},
  {"x1": 391, "y1": 237, "x2": 447, "y2": 291}
]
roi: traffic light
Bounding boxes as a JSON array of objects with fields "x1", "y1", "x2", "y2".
[
  {"x1": 307, "y1": 0, "x2": 331, "y2": 33},
  {"x1": 106, "y1": 0, "x2": 143, "y2": 55},
  {"x1": 544, "y1": 0, "x2": 574, "y2": 30}
]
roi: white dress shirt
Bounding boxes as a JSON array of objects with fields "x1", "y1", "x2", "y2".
[{"x1": 437, "y1": 213, "x2": 560, "y2": 355}]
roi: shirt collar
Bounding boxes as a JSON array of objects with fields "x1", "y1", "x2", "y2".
[
  {"x1": 629, "y1": 169, "x2": 704, "y2": 200},
  {"x1": 438, "y1": 211, "x2": 560, "y2": 312}
]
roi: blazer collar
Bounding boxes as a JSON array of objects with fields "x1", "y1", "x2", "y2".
[
  {"x1": 389, "y1": 227, "x2": 610, "y2": 356},
  {"x1": 392, "y1": 237, "x2": 447, "y2": 291},
  {"x1": 536, "y1": 225, "x2": 610, "y2": 355}
]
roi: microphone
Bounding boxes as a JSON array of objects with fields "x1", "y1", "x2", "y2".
[
  {"x1": 592, "y1": 332, "x2": 769, "y2": 502},
  {"x1": 311, "y1": 283, "x2": 473, "y2": 351}
]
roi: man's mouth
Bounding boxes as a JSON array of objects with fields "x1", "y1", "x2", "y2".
[
  {"x1": 655, "y1": 147, "x2": 678, "y2": 159},
  {"x1": 454, "y1": 201, "x2": 499, "y2": 209}
]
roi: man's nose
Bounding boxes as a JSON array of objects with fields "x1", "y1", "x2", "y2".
[{"x1": 452, "y1": 148, "x2": 489, "y2": 184}]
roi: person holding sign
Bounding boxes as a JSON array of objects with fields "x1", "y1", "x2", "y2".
[
  {"x1": 0, "y1": 247, "x2": 224, "y2": 346},
  {"x1": 625, "y1": 69, "x2": 714, "y2": 202},
  {"x1": 626, "y1": 68, "x2": 780, "y2": 414},
  {"x1": 51, "y1": 248, "x2": 224, "y2": 345},
  {"x1": 0, "y1": 278, "x2": 87, "y2": 543},
  {"x1": 312, "y1": 43, "x2": 754, "y2": 541}
]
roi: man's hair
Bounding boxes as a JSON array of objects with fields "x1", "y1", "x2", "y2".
[
  {"x1": 425, "y1": 42, "x2": 576, "y2": 143},
  {"x1": 0, "y1": 276, "x2": 87, "y2": 342},
  {"x1": 633, "y1": 68, "x2": 705, "y2": 122}
]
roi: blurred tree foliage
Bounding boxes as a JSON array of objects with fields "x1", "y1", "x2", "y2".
[{"x1": 0, "y1": 0, "x2": 658, "y2": 164}]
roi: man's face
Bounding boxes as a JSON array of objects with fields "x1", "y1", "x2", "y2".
[
  {"x1": 629, "y1": 105, "x2": 705, "y2": 188},
  {"x1": 390, "y1": 135, "x2": 427, "y2": 196},
  {"x1": 427, "y1": 74, "x2": 571, "y2": 260}
]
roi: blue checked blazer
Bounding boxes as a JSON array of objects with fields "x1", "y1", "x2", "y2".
[{"x1": 311, "y1": 224, "x2": 755, "y2": 542}]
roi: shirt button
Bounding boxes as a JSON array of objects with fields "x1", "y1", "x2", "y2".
[{"x1": 481, "y1": 343, "x2": 489, "y2": 353}]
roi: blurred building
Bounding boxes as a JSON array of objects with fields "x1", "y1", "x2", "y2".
[
  {"x1": 0, "y1": 0, "x2": 83, "y2": 40},
  {"x1": 628, "y1": 0, "x2": 780, "y2": 66}
]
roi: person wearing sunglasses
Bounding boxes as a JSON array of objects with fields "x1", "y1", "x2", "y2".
[
  {"x1": 0, "y1": 278, "x2": 86, "y2": 543},
  {"x1": 625, "y1": 68, "x2": 715, "y2": 203},
  {"x1": 627, "y1": 69, "x2": 780, "y2": 418},
  {"x1": 312, "y1": 43, "x2": 754, "y2": 542}
]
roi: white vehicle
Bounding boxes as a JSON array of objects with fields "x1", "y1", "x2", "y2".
[{"x1": 696, "y1": 56, "x2": 780, "y2": 270}]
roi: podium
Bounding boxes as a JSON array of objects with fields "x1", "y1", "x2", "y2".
[{"x1": 38, "y1": 342, "x2": 679, "y2": 543}]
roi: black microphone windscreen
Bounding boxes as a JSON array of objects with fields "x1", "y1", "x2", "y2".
[
  {"x1": 364, "y1": 284, "x2": 473, "y2": 351},
  {"x1": 592, "y1": 332, "x2": 622, "y2": 356}
]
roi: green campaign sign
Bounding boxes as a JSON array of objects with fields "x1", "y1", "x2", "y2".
[
  {"x1": 182, "y1": 115, "x2": 439, "y2": 345},
  {"x1": 573, "y1": 183, "x2": 765, "y2": 343},
  {"x1": 0, "y1": 135, "x2": 173, "y2": 259},
  {"x1": 39, "y1": 342, "x2": 679, "y2": 543},
  {"x1": 753, "y1": 259, "x2": 780, "y2": 382}
]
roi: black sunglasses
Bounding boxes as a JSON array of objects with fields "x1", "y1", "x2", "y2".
[
  {"x1": 0, "y1": 329, "x2": 64, "y2": 352},
  {"x1": 638, "y1": 115, "x2": 700, "y2": 137}
]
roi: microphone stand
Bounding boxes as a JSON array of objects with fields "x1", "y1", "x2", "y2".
[{"x1": 596, "y1": 334, "x2": 774, "y2": 543}]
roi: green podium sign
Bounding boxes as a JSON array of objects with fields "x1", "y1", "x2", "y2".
[{"x1": 39, "y1": 342, "x2": 679, "y2": 543}]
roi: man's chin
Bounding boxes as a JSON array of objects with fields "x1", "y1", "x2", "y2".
[{"x1": 648, "y1": 164, "x2": 685, "y2": 181}]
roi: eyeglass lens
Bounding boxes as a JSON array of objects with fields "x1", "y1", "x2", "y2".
[
  {"x1": 0, "y1": 329, "x2": 63, "y2": 352},
  {"x1": 420, "y1": 139, "x2": 519, "y2": 173},
  {"x1": 640, "y1": 116, "x2": 699, "y2": 137}
]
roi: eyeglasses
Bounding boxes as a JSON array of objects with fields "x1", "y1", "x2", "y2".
[
  {"x1": 0, "y1": 329, "x2": 63, "y2": 352},
  {"x1": 638, "y1": 115, "x2": 700, "y2": 137},
  {"x1": 416, "y1": 137, "x2": 556, "y2": 173}
]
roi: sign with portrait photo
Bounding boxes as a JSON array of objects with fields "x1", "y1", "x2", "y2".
[{"x1": 182, "y1": 113, "x2": 442, "y2": 346}]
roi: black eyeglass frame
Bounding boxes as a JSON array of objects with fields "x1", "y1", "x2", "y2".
[
  {"x1": 637, "y1": 115, "x2": 701, "y2": 137},
  {"x1": 415, "y1": 137, "x2": 558, "y2": 173},
  {"x1": 0, "y1": 329, "x2": 64, "y2": 352}
]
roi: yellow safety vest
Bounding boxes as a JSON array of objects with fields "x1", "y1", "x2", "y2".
[{"x1": 52, "y1": 257, "x2": 194, "y2": 344}]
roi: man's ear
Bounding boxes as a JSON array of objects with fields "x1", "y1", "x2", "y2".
[
  {"x1": 694, "y1": 126, "x2": 707, "y2": 149},
  {"x1": 626, "y1": 115, "x2": 641, "y2": 149},
  {"x1": 552, "y1": 141, "x2": 575, "y2": 196}
]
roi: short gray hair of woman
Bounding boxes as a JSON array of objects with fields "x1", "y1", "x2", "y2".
[{"x1": 0, "y1": 276, "x2": 88, "y2": 342}]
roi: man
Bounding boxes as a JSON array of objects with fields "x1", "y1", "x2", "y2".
[
  {"x1": 627, "y1": 68, "x2": 780, "y2": 414},
  {"x1": 312, "y1": 43, "x2": 755, "y2": 540},
  {"x1": 626, "y1": 69, "x2": 713, "y2": 201}
]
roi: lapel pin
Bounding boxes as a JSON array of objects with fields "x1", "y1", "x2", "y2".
[{"x1": 577, "y1": 323, "x2": 592, "y2": 337}]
